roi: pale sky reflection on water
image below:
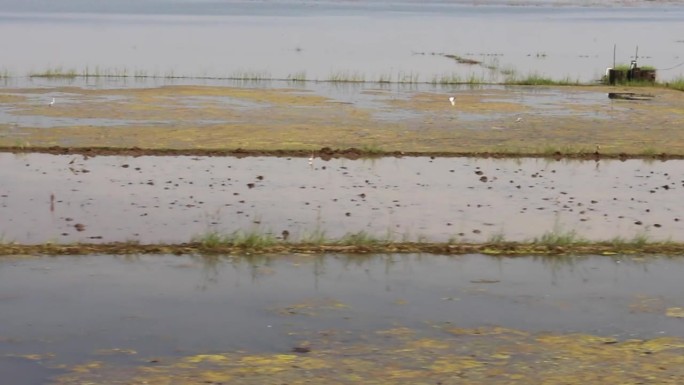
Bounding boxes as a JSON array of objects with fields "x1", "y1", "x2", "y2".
[{"x1": 1, "y1": 0, "x2": 683, "y2": 82}]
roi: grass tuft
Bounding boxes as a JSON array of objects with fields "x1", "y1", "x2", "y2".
[
  {"x1": 337, "y1": 231, "x2": 384, "y2": 246},
  {"x1": 532, "y1": 228, "x2": 586, "y2": 246},
  {"x1": 287, "y1": 71, "x2": 307, "y2": 82},
  {"x1": 300, "y1": 228, "x2": 328, "y2": 245},
  {"x1": 194, "y1": 229, "x2": 277, "y2": 248}
]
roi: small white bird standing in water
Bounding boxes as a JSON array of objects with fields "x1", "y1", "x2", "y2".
[
  {"x1": 49, "y1": 98, "x2": 55, "y2": 107},
  {"x1": 308, "y1": 152, "x2": 314, "y2": 166},
  {"x1": 448, "y1": 96, "x2": 455, "y2": 106}
]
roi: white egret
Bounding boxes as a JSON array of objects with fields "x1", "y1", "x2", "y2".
[
  {"x1": 448, "y1": 96, "x2": 455, "y2": 106},
  {"x1": 308, "y1": 152, "x2": 314, "y2": 166},
  {"x1": 49, "y1": 98, "x2": 55, "y2": 107}
]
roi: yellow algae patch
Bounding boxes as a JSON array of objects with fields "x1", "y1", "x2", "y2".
[
  {"x1": 94, "y1": 348, "x2": 137, "y2": 356},
  {"x1": 10, "y1": 353, "x2": 55, "y2": 361},
  {"x1": 406, "y1": 338, "x2": 450, "y2": 350},
  {"x1": 184, "y1": 354, "x2": 230, "y2": 363},
  {"x1": 276, "y1": 298, "x2": 350, "y2": 316},
  {"x1": 429, "y1": 356, "x2": 485, "y2": 373},
  {"x1": 198, "y1": 370, "x2": 233, "y2": 383},
  {"x1": 376, "y1": 327, "x2": 415, "y2": 337},
  {"x1": 666, "y1": 307, "x2": 684, "y2": 318},
  {"x1": 446, "y1": 326, "x2": 529, "y2": 337},
  {"x1": 53, "y1": 324, "x2": 684, "y2": 385},
  {"x1": 4, "y1": 85, "x2": 684, "y2": 154},
  {"x1": 70, "y1": 361, "x2": 104, "y2": 373}
]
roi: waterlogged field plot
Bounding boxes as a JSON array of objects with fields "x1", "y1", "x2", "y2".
[
  {"x1": 1, "y1": 254, "x2": 684, "y2": 384},
  {"x1": 2, "y1": 84, "x2": 684, "y2": 153},
  {"x1": 1, "y1": 153, "x2": 683, "y2": 244}
]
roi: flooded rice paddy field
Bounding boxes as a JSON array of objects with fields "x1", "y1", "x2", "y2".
[
  {"x1": 1, "y1": 152, "x2": 683, "y2": 244},
  {"x1": 3, "y1": 1, "x2": 684, "y2": 382},
  {"x1": 1, "y1": 253, "x2": 684, "y2": 384},
  {"x1": 2, "y1": 83, "x2": 684, "y2": 154},
  {"x1": 1, "y1": 0, "x2": 684, "y2": 83}
]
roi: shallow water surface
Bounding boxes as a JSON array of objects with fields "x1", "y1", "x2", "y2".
[
  {"x1": 1, "y1": 0, "x2": 683, "y2": 82},
  {"x1": 1, "y1": 253, "x2": 684, "y2": 383},
  {"x1": 1, "y1": 153, "x2": 682, "y2": 243}
]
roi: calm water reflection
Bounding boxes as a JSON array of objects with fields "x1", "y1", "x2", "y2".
[
  {"x1": 1, "y1": 0, "x2": 683, "y2": 82},
  {"x1": 1, "y1": 253, "x2": 684, "y2": 376},
  {"x1": 1, "y1": 153, "x2": 682, "y2": 243}
]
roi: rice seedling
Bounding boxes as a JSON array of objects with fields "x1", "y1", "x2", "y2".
[
  {"x1": 232, "y1": 230, "x2": 277, "y2": 248},
  {"x1": 360, "y1": 144, "x2": 384, "y2": 154},
  {"x1": 609, "y1": 232, "x2": 650, "y2": 248},
  {"x1": 430, "y1": 73, "x2": 462, "y2": 85},
  {"x1": 287, "y1": 71, "x2": 307, "y2": 82},
  {"x1": 337, "y1": 231, "x2": 384, "y2": 246},
  {"x1": 487, "y1": 231, "x2": 507, "y2": 244},
  {"x1": 640, "y1": 147, "x2": 659, "y2": 156},
  {"x1": 532, "y1": 228, "x2": 587, "y2": 246},
  {"x1": 397, "y1": 71, "x2": 419, "y2": 83},
  {"x1": 377, "y1": 73, "x2": 392, "y2": 83},
  {"x1": 227, "y1": 70, "x2": 270, "y2": 81},
  {"x1": 29, "y1": 66, "x2": 78, "y2": 78},
  {"x1": 299, "y1": 228, "x2": 328, "y2": 245},
  {"x1": 194, "y1": 231, "x2": 226, "y2": 248},
  {"x1": 465, "y1": 73, "x2": 486, "y2": 84},
  {"x1": 193, "y1": 229, "x2": 277, "y2": 248},
  {"x1": 328, "y1": 70, "x2": 365, "y2": 83}
]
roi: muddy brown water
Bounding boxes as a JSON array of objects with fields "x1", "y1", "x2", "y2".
[
  {"x1": 1, "y1": 153, "x2": 682, "y2": 244},
  {"x1": 1, "y1": 253, "x2": 684, "y2": 384}
]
